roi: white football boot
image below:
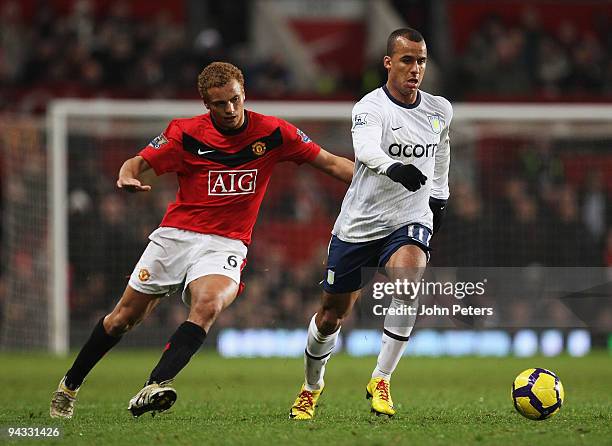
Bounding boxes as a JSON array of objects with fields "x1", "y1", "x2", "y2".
[
  {"x1": 50, "y1": 377, "x2": 80, "y2": 419},
  {"x1": 128, "y1": 381, "x2": 177, "y2": 417}
]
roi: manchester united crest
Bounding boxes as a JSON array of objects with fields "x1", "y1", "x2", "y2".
[
  {"x1": 138, "y1": 268, "x2": 150, "y2": 282},
  {"x1": 252, "y1": 141, "x2": 266, "y2": 156}
]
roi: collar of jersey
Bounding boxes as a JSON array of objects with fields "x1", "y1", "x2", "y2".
[
  {"x1": 382, "y1": 85, "x2": 421, "y2": 109},
  {"x1": 210, "y1": 110, "x2": 249, "y2": 135}
]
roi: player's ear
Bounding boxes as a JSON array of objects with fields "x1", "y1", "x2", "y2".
[
  {"x1": 203, "y1": 100, "x2": 210, "y2": 110},
  {"x1": 383, "y1": 55, "x2": 392, "y2": 70}
]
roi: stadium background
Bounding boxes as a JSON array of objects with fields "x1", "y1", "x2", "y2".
[{"x1": 0, "y1": 0, "x2": 610, "y2": 358}]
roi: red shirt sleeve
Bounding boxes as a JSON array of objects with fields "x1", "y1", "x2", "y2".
[
  {"x1": 138, "y1": 120, "x2": 184, "y2": 175},
  {"x1": 278, "y1": 119, "x2": 321, "y2": 164}
]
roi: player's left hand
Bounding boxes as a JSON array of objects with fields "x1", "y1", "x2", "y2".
[
  {"x1": 429, "y1": 197, "x2": 447, "y2": 234},
  {"x1": 117, "y1": 178, "x2": 152, "y2": 192}
]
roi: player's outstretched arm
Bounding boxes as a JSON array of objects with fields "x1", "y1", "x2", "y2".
[
  {"x1": 308, "y1": 148, "x2": 354, "y2": 184},
  {"x1": 117, "y1": 155, "x2": 153, "y2": 192}
]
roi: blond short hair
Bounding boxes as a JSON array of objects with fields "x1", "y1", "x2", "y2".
[{"x1": 197, "y1": 62, "x2": 245, "y2": 100}]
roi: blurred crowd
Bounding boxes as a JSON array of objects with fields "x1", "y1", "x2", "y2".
[
  {"x1": 454, "y1": 8, "x2": 612, "y2": 100},
  {"x1": 0, "y1": 0, "x2": 295, "y2": 113},
  {"x1": 1, "y1": 0, "x2": 612, "y2": 113}
]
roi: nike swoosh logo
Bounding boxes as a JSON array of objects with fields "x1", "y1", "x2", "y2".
[
  {"x1": 223, "y1": 266, "x2": 233, "y2": 270},
  {"x1": 198, "y1": 149, "x2": 214, "y2": 155},
  {"x1": 391, "y1": 126, "x2": 402, "y2": 131}
]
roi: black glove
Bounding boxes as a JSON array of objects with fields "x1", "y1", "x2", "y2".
[
  {"x1": 429, "y1": 197, "x2": 447, "y2": 234},
  {"x1": 386, "y1": 162, "x2": 427, "y2": 192}
]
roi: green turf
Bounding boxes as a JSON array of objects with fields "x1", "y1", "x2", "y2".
[{"x1": 1, "y1": 351, "x2": 611, "y2": 445}]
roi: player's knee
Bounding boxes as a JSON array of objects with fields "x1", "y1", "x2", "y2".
[
  {"x1": 104, "y1": 310, "x2": 143, "y2": 336},
  {"x1": 318, "y1": 308, "x2": 344, "y2": 335},
  {"x1": 104, "y1": 314, "x2": 134, "y2": 336},
  {"x1": 190, "y1": 294, "x2": 224, "y2": 325}
]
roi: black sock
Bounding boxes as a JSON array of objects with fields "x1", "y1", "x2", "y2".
[
  {"x1": 64, "y1": 317, "x2": 122, "y2": 389},
  {"x1": 148, "y1": 321, "x2": 206, "y2": 384}
]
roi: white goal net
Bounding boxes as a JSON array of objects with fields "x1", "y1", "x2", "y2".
[{"x1": 1, "y1": 101, "x2": 610, "y2": 354}]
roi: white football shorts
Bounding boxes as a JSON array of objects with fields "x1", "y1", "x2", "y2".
[{"x1": 128, "y1": 227, "x2": 247, "y2": 306}]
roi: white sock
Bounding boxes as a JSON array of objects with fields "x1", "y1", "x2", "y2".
[
  {"x1": 372, "y1": 297, "x2": 416, "y2": 380},
  {"x1": 304, "y1": 314, "x2": 340, "y2": 391}
]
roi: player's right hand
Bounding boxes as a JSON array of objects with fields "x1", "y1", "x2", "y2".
[
  {"x1": 116, "y1": 178, "x2": 152, "y2": 192},
  {"x1": 386, "y1": 162, "x2": 427, "y2": 192}
]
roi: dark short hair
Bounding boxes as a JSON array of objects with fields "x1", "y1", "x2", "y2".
[{"x1": 386, "y1": 28, "x2": 425, "y2": 56}]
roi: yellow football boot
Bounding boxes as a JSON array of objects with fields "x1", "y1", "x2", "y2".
[
  {"x1": 366, "y1": 377, "x2": 395, "y2": 417},
  {"x1": 289, "y1": 384, "x2": 324, "y2": 420}
]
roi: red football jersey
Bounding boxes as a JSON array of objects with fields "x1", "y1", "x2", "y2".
[{"x1": 138, "y1": 110, "x2": 321, "y2": 245}]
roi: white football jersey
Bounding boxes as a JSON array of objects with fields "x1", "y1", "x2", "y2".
[{"x1": 332, "y1": 86, "x2": 452, "y2": 242}]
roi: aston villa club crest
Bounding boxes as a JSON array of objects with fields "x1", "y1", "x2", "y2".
[
  {"x1": 251, "y1": 141, "x2": 266, "y2": 156},
  {"x1": 427, "y1": 113, "x2": 445, "y2": 134}
]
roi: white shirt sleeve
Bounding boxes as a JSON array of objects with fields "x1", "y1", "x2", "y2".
[
  {"x1": 351, "y1": 101, "x2": 397, "y2": 175},
  {"x1": 430, "y1": 101, "x2": 452, "y2": 200}
]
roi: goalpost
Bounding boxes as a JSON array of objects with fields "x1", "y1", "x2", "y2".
[{"x1": 3, "y1": 100, "x2": 611, "y2": 354}]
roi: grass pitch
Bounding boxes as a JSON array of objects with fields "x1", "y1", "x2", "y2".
[{"x1": 1, "y1": 351, "x2": 611, "y2": 445}]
